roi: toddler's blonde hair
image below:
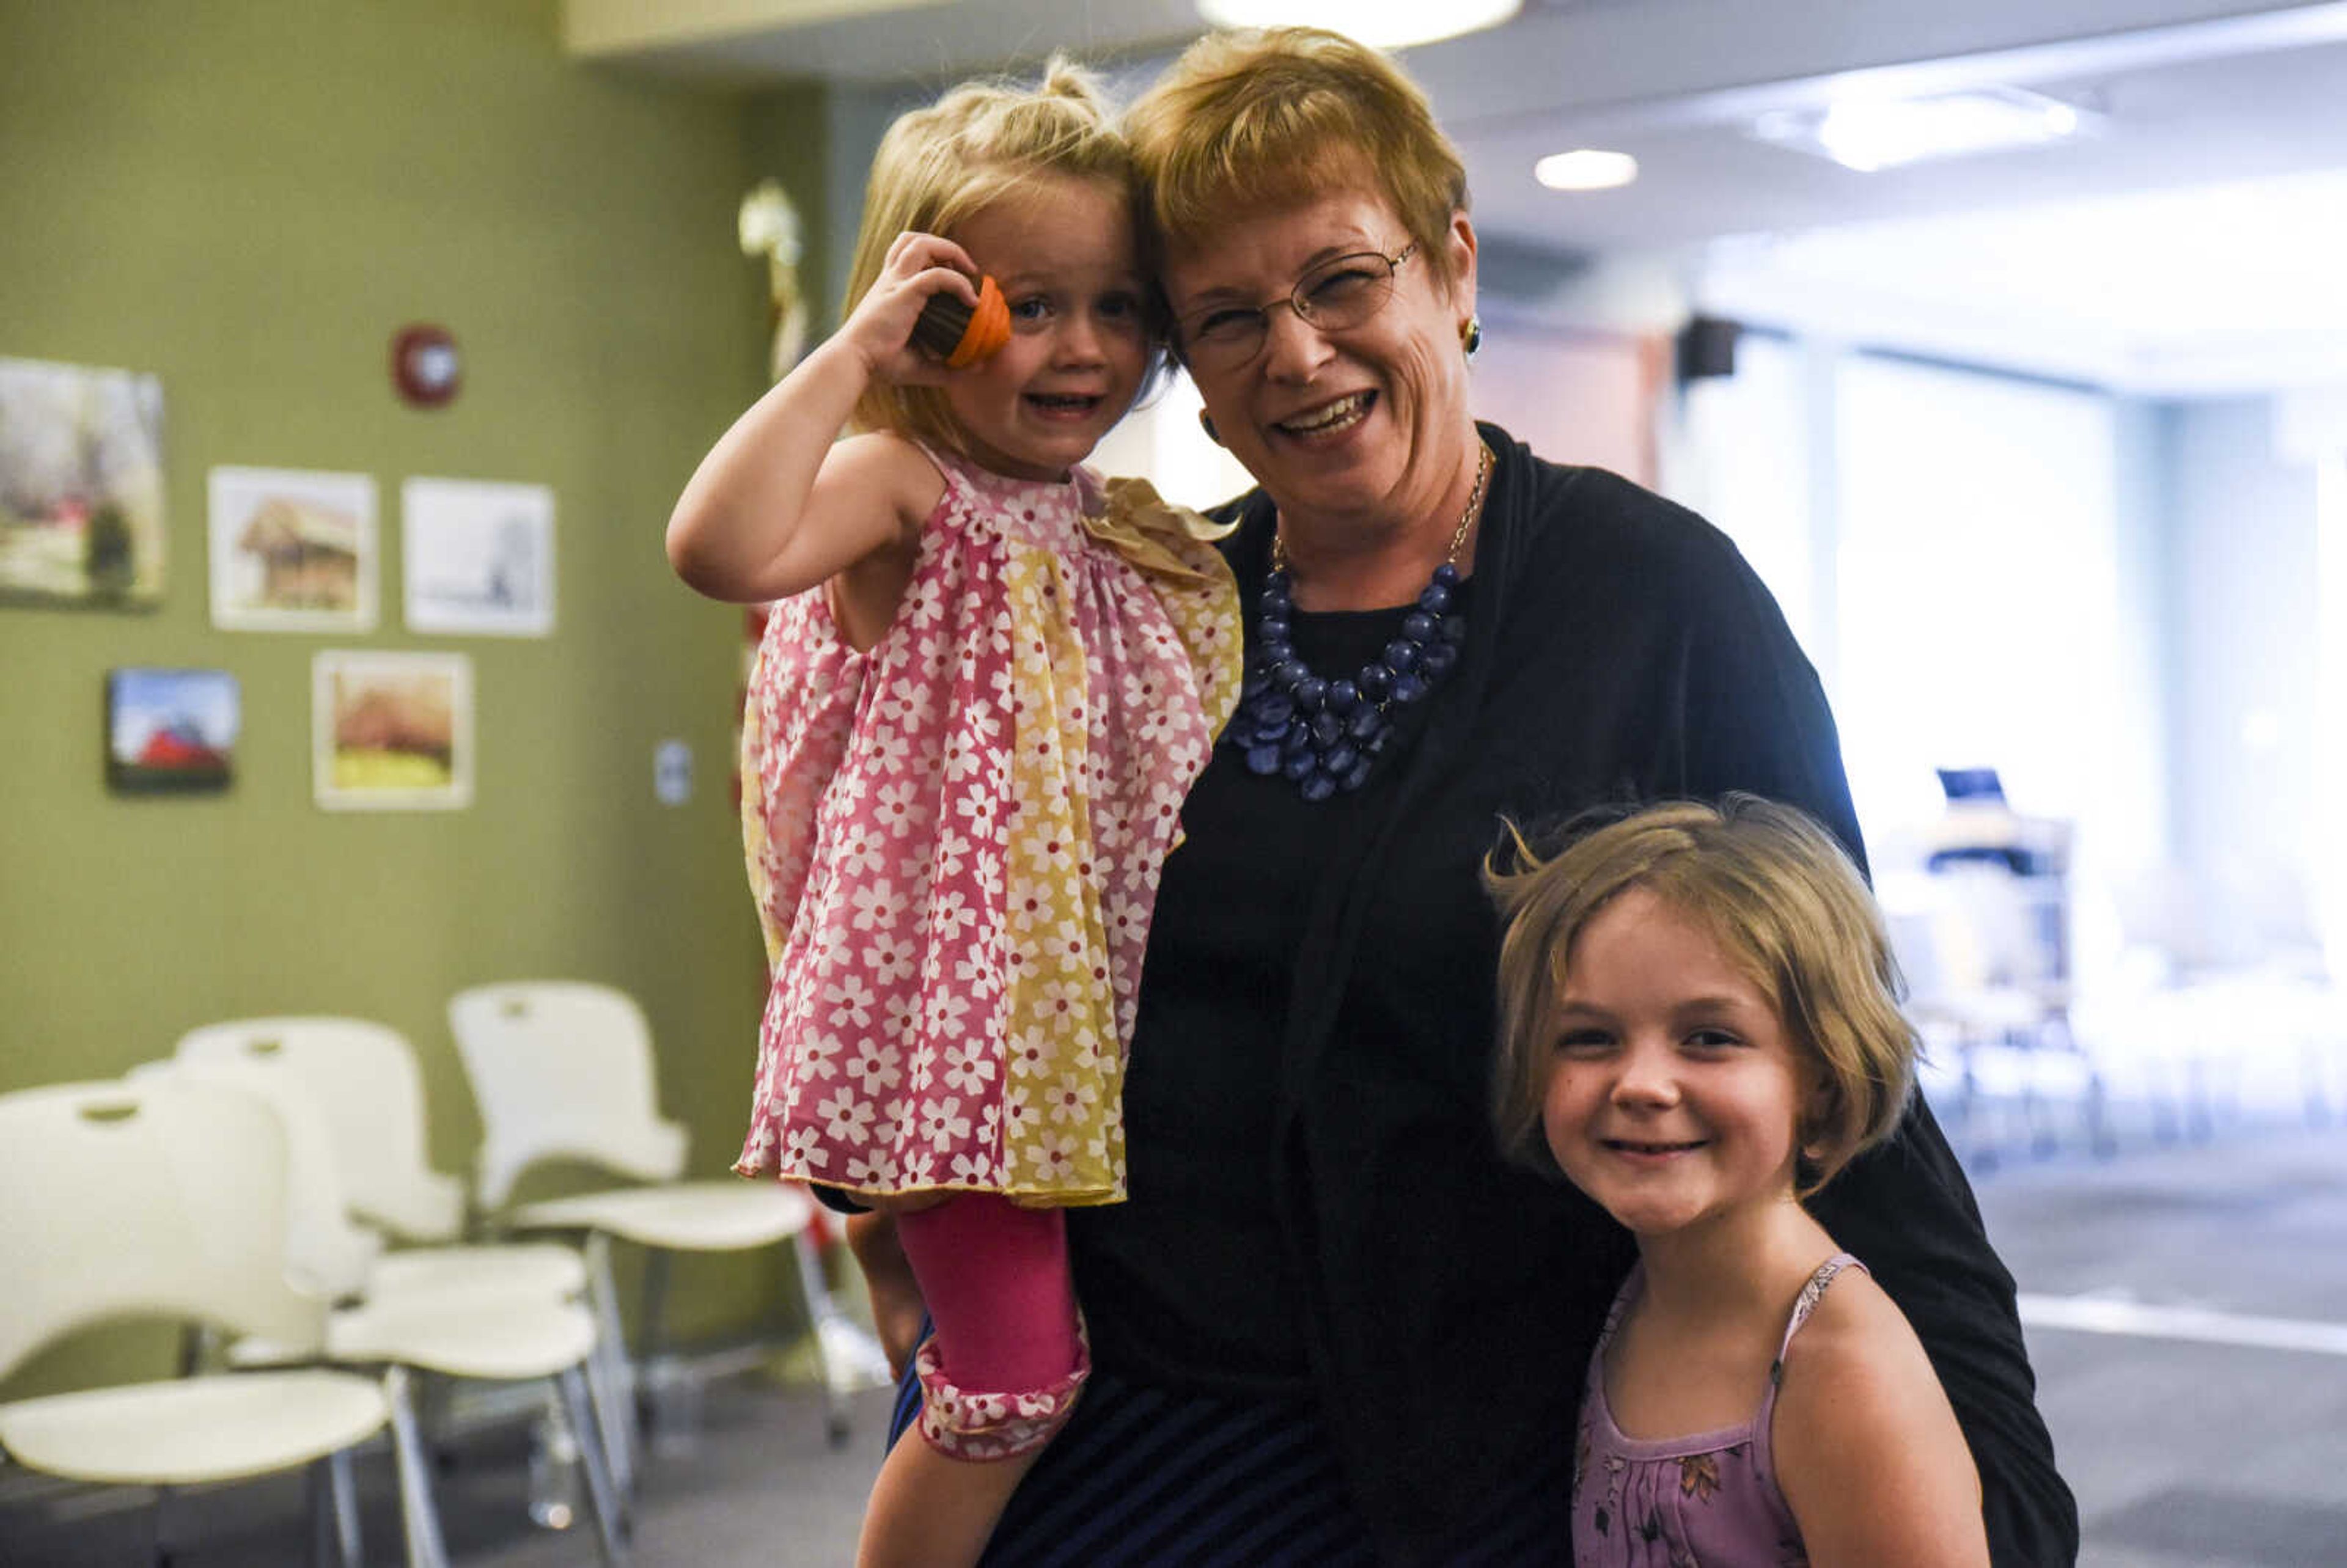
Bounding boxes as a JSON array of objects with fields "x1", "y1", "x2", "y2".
[{"x1": 843, "y1": 56, "x2": 1154, "y2": 447}]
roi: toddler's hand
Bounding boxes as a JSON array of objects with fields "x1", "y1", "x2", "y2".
[{"x1": 837, "y1": 230, "x2": 982, "y2": 388}]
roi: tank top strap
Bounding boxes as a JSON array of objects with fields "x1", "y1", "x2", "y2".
[
  {"x1": 1768, "y1": 1251, "x2": 1866, "y2": 1384},
  {"x1": 1592, "y1": 1259, "x2": 1645, "y2": 1360}
]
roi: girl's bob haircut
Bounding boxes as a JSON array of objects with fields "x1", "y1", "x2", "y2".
[
  {"x1": 842, "y1": 54, "x2": 1160, "y2": 446},
  {"x1": 1485, "y1": 795, "x2": 1918, "y2": 1197},
  {"x1": 1123, "y1": 26, "x2": 1469, "y2": 285}
]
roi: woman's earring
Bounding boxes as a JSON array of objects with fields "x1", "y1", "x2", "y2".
[
  {"x1": 1198, "y1": 409, "x2": 1222, "y2": 445},
  {"x1": 1461, "y1": 315, "x2": 1483, "y2": 361}
]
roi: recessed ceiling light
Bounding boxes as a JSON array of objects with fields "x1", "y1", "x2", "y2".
[
  {"x1": 1751, "y1": 86, "x2": 2098, "y2": 174},
  {"x1": 1535, "y1": 150, "x2": 1639, "y2": 191},
  {"x1": 1194, "y1": 0, "x2": 1522, "y2": 51}
]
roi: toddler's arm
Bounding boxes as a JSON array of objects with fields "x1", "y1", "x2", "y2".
[
  {"x1": 666, "y1": 232, "x2": 979, "y2": 606},
  {"x1": 1773, "y1": 1269, "x2": 1992, "y2": 1567}
]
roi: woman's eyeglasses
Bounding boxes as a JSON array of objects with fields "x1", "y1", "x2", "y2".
[{"x1": 1174, "y1": 243, "x2": 1416, "y2": 372}]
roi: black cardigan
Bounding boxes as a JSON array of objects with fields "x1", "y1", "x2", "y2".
[{"x1": 1071, "y1": 425, "x2": 2076, "y2": 1566}]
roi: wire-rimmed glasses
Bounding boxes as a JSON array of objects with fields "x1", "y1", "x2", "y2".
[{"x1": 1174, "y1": 243, "x2": 1417, "y2": 372}]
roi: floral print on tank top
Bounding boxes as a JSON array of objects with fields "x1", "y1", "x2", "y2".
[
  {"x1": 1573, "y1": 1254, "x2": 1865, "y2": 1567},
  {"x1": 732, "y1": 442, "x2": 1238, "y2": 1206}
]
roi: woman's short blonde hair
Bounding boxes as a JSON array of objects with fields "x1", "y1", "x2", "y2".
[
  {"x1": 1485, "y1": 796, "x2": 1917, "y2": 1197},
  {"x1": 842, "y1": 55, "x2": 1155, "y2": 445},
  {"x1": 1123, "y1": 27, "x2": 1469, "y2": 284}
]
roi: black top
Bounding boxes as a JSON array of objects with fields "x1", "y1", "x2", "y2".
[{"x1": 1067, "y1": 426, "x2": 2077, "y2": 1566}]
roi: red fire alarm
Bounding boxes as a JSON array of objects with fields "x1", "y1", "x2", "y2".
[{"x1": 391, "y1": 324, "x2": 461, "y2": 408}]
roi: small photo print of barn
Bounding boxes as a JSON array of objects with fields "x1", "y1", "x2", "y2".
[
  {"x1": 106, "y1": 668, "x2": 238, "y2": 793},
  {"x1": 209, "y1": 466, "x2": 378, "y2": 631},
  {"x1": 312, "y1": 650, "x2": 472, "y2": 811}
]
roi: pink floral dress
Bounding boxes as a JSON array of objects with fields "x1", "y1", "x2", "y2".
[{"x1": 732, "y1": 441, "x2": 1239, "y2": 1206}]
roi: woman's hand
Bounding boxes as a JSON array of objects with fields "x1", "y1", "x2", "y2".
[
  {"x1": 845, "y1": 1208, "x2": 935, "y2": 1379},
  {"x1": 836, "y1": 230, "x2": 982, "y2": 390}
]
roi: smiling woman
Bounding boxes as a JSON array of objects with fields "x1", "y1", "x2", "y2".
[{"x1": 840, "y1": 26, "x2": 2082, "y2": 1568}]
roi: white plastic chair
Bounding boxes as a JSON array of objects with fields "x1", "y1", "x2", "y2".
[
  {"x1": 447, "y1": 981, "x2": 837, "y2": 1490},
  {"x1": 0, "y1": 1079, "x2": 394, "y2": 1566},
  {"x1": 174, "y1": 1019, "x2": 587, "y2": 1305},
  {"x1": 139, "y1": 1057, "x2": 629, "y2": 1567}
]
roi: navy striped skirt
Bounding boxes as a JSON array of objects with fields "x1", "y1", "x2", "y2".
[{"x1": 887, "y1": 1352, "x2": 1571, "y2": 1566}]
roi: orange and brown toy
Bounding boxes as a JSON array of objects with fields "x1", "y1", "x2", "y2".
[{"x1": 912, "y1": 275, "x2": 1010, "y2": 368}]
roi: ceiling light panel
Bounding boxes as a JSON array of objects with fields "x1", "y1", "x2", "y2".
[
  {"x1": 1195, "y1": 0, "x2": 1522, "y2": 51},
  {"x1": 1752, "y1": 86, "x2": 2099, "y2": 173}
]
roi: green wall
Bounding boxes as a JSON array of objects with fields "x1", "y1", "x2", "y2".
[{"x1": 0, "y1": 0, "x2": 832, "y2": 1389}]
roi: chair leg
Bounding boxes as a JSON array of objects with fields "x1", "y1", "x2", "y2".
[
  {"x1": 584, "y1": 1231, "x2": 638, "y2": 1500},
  {"x1": 637, "y1": 1248, "x2": 672, "y2": 1444},
  {"x1": 559, "y1": 1367, "x2": 631, "y2": 1567},
  {"x1": 384, "y1": 1366, "x2": 452, "y2": 1568},
  {"x1": 329, "y1": 1449, "x2": 364, "y2": 1568},
  {"x1": 791, "y1": 1228, "x2": 852, "y2": 1448}
]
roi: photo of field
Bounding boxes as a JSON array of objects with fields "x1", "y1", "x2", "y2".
[{"x1": 0, "y1": 358, "x2": 166, "y2": 609}]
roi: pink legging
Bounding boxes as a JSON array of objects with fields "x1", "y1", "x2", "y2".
[{"x1": 894, "y1": 1193, "x2": 1084, "y2": 1400}]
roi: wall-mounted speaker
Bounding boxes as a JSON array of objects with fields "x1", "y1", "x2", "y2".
[{"x1": 1675, "y1": 315, "x2": 1741, "y2": 382}]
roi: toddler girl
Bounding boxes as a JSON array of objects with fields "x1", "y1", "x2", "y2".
[
  {"x1": 1488, "y1": 797, "x2": 1991, "y2": 1567},
  {"x1": 666, "y1": 59, "x2": 1238, "y2": 1568}
]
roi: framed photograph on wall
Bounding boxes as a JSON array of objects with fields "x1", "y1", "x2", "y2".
[
  {"x1": 105, "y1": 667, "x2": 238, "y2": 794},
  {"x1": 312, "y1": 650, "x2": 473, "y2": 811},
  {"x1": 208, "y1": 466, "x2": 379, "y2": 631},
  {"x1": 0, "y1": 356, "x2": 166, "y2": 610},
  {"x1": 402, "y1": 477, "x2": 554, "y2": 637}
]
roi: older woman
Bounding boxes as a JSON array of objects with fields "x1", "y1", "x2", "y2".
[{"x1": 858, "y1": 27, "x2": 2077, "y2": 1567}]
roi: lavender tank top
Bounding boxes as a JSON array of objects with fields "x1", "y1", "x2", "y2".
[{"x1": 1570, "y1": 1253, "x2": 1865, "y2": 1567}]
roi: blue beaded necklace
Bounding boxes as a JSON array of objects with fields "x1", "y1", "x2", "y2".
[{"x1": 1225, "y1": 442, "x2": 1491, "y2": 801}]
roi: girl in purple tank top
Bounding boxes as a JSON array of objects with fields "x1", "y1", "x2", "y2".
[{"x1": 1487, "y1": 797, "x2": 1992, "y2": 1567}]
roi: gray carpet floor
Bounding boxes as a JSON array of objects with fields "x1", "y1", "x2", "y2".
[{"x1": 6, "y1": 1118, "x2": 2345, "y2": 1566}]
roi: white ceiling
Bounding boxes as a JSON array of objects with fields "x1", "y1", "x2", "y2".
[{"x1": 567, "y1": 0, "x2": 2347, "y2": 394}]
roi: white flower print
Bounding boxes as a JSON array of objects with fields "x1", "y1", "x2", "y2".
[
  {"x1": 1027, "y1": 1131, "x2": 1079, "y2": 1182},
  {"x1": 847, "y1": 877, "x2": 902, "y2": 932},
  {"x1": 942, "y1": 1038, "x2": 999, "y2": 1097},
  {"x1": 843, "y1": 1039, "x2": 902, "y2": 1099},
  {"x1": 932, "y1": 826, "x2": 969, "y2": 884},
  {"x1": 933, "y1": 890, "x2": 982, "y2": 945},
  {"x1": 832, "y1": 822, "x2": 887, "y2": 877},
  {"x1": 923, "y1": 987, "x2": 972, "y2": 1038},
  {"x1": 843, "y1": 1148, "x2": 898, "y2": 1187},
  {"x1": 1044, "y1": 1074, "x2": 1099, "y2": 1127},
  {"x1": 1037, "y1": 980, "x2": 1090, "y2": 1038},
  {"x1": 953, "y1": 787, "x2": 1001, "y2": 841},
  {"x1": 862, "y1": 930, "x2": 917, "y2": 985},
  {"x1": 816, "y1": 1090, "x2": 875, "y2": 1145},
  {"x1": 797, "y1": 1030, "x2": 847, "y2": 1080},
  {"x1": 822, "y1": 973, "x2": 877, "y2": 1030},
  {"x1": 888, "y1": 675, "x2": 938, "y2": 731},
  {"x1": 921, "y1": 1097, "x2": 971, "y2": 1150},
  {"x1": 872, "y1": 779, "x2": 919, "y2": 837},
  {"x1": 854, "y1": 718, "x2": 906, "y2": 774},
  {"x1": 1043, "y1": 917, "x2": 1092, "y2": 976},
  {"x1": 781, "y1": 1124, "x2": 822, "y2": 1168},
  {"x1": 1004, "y1": 1026, "x2": 1051, "y2": 1082},
  {"x1": 971, "y1": 851, "x2": 1005, "y2": 901}
]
